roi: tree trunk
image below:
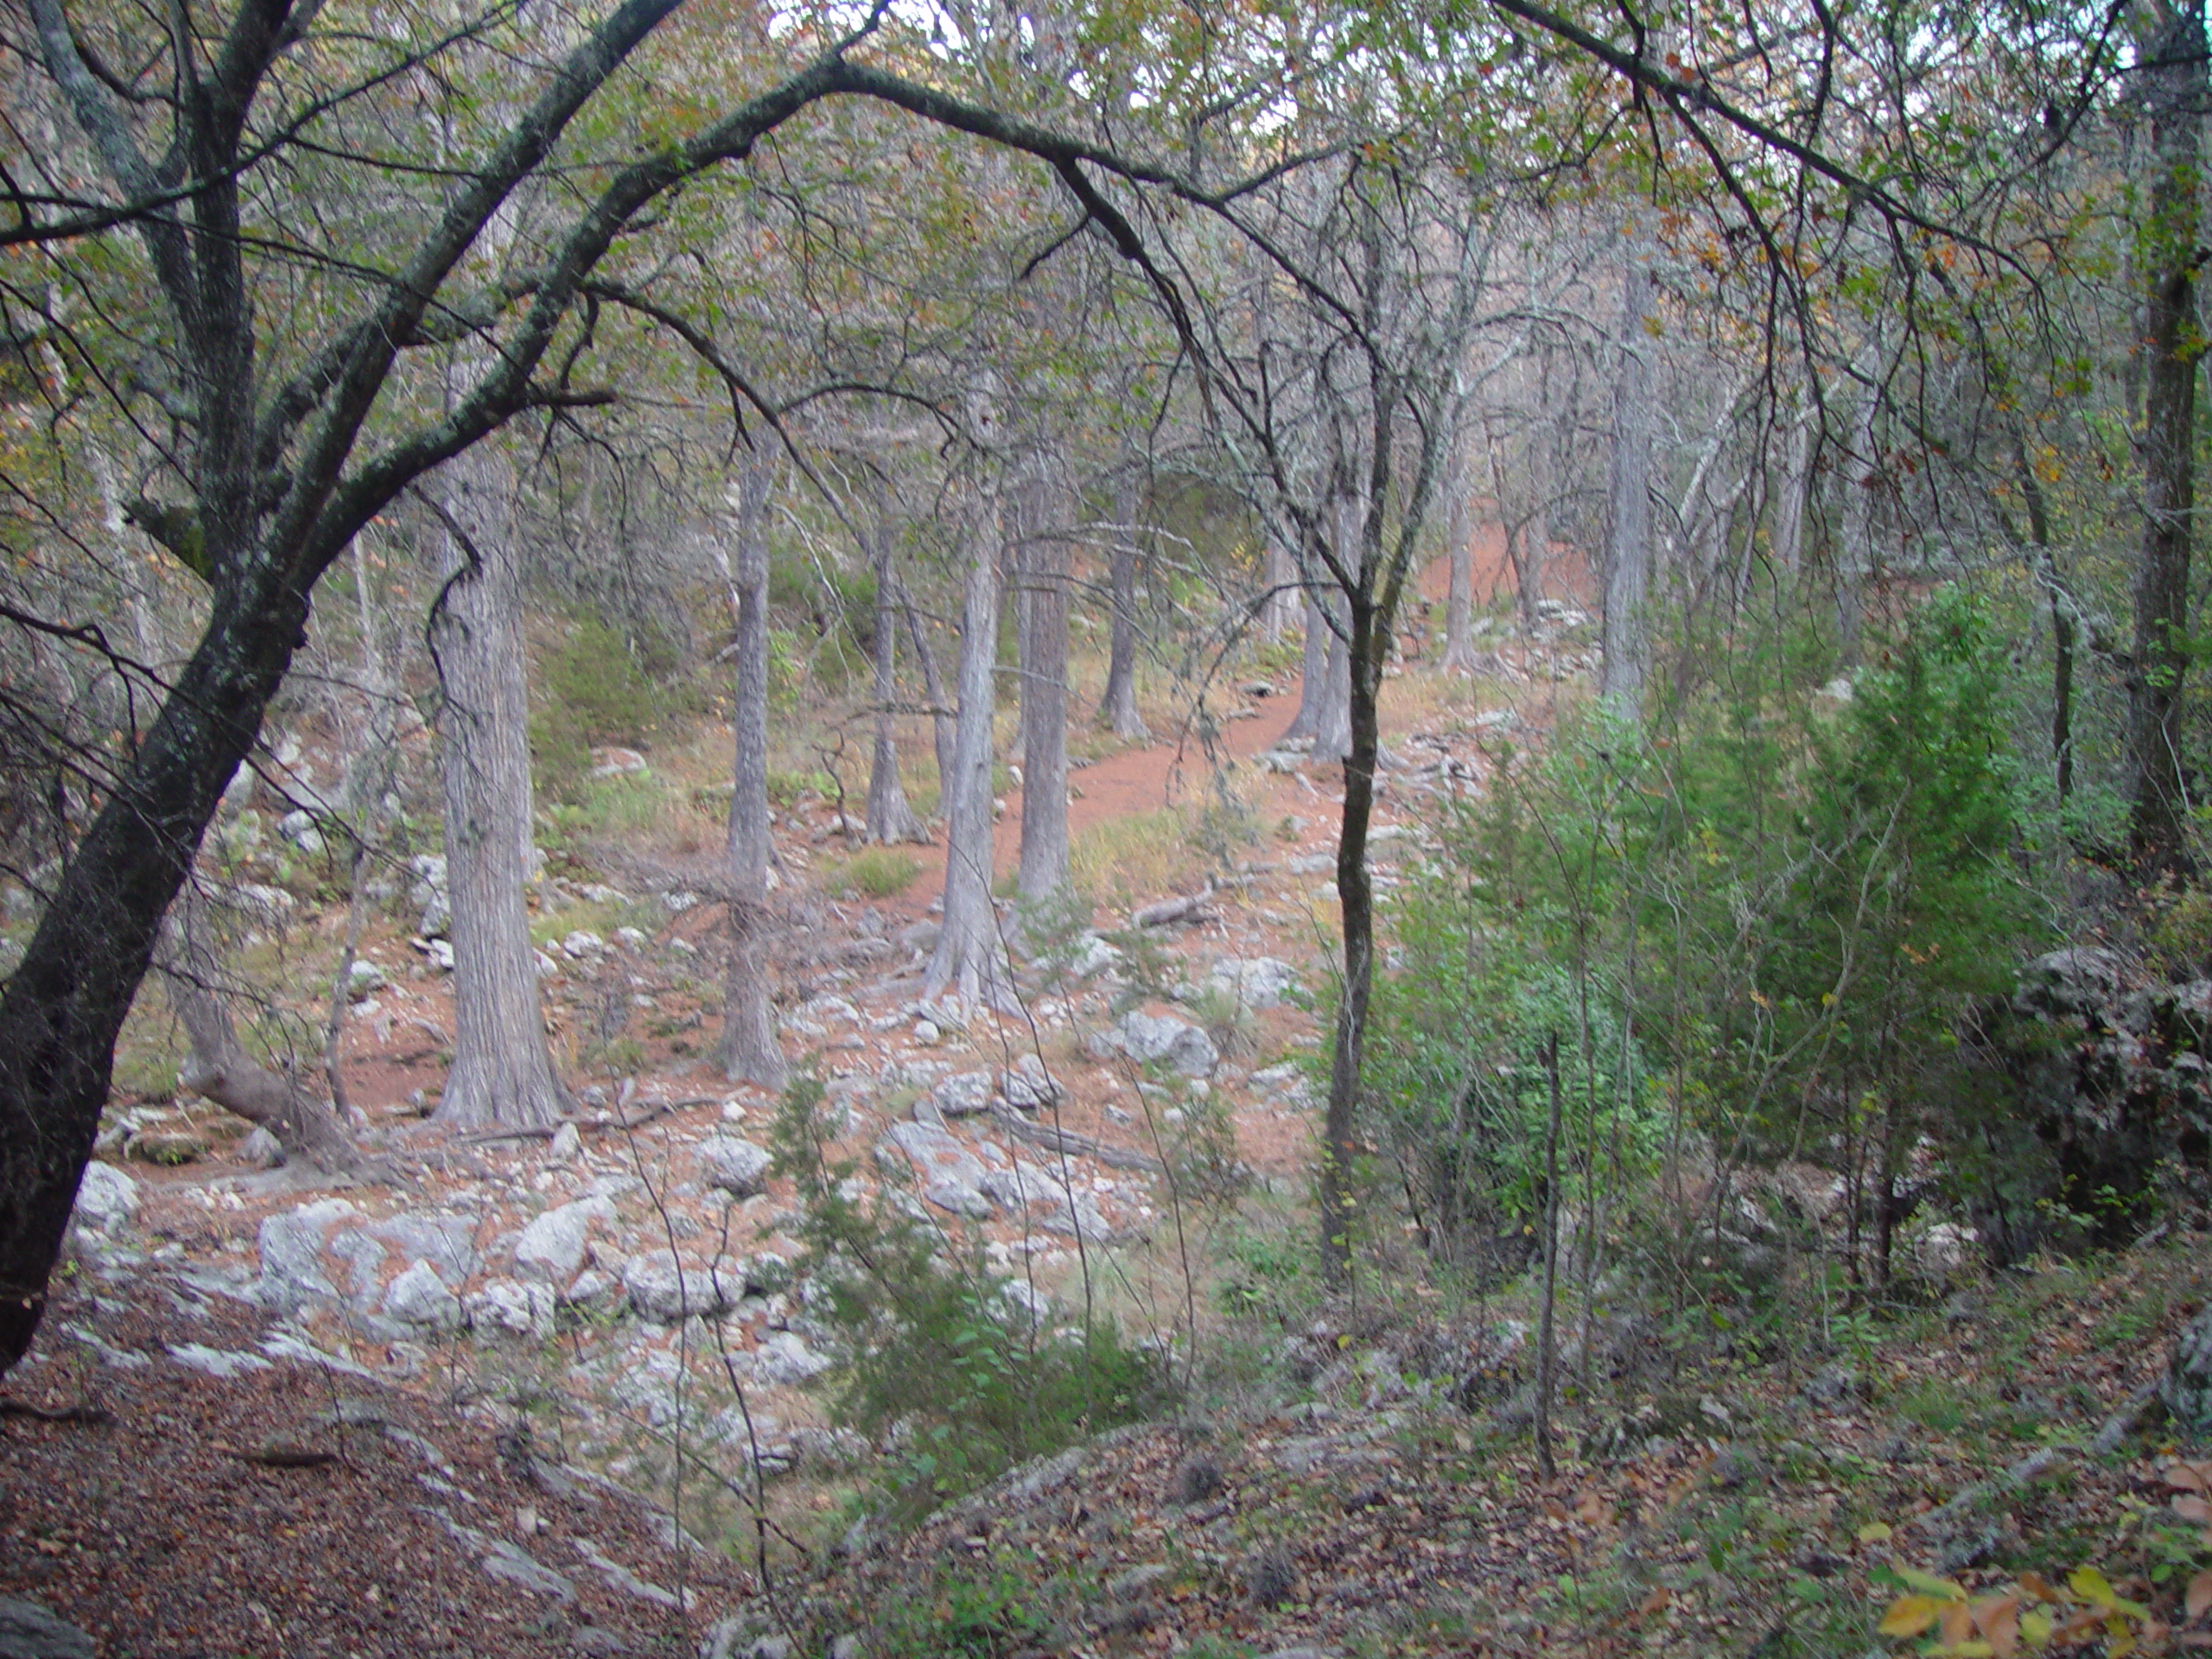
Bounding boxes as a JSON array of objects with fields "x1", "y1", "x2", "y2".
[
  {"x1": 1600, "y1": 262, "x2": 1654, "y2": 721},
  {"x1": 2127, "y1": 0, "x2": 2208, "y2": 872},
  {"x1": 1017, "y1": 470, "x2": 1071, "y2": 902},
  {"x1": 718, "y1": 460, "x2": 787, "y2": 1090},
  {"x1": 1440, "y1": 416, "x2": 1478, "y2": 672},
  {"x1": 429, "y1": 448, "x2": 568, "y2": 1130},
  {"x1": 163, "y1": 891, "x2": 359, "y2": 1171},
  {"x1": 1836, "y1": 368, "x2": 1880, "y2": 666},
  {"x1": 865, "y1": 513, "x2": 927, "y2": 845},
  {"x1": 1319, "y1": 583, "x2": 1381, "y2": 1285},
  {"x1": 1280, "y1": 577, "x2": 1334, "y2": 747},
  {"x1": 1099, "y1": 476, "x2": 1150, "y2": 739},
  {"x1": 900, "y1": 579, "x2": 957, "y2": 812},
  {"x1": 925, "y1": 510, "x2": 1018, "y2": 1012}
]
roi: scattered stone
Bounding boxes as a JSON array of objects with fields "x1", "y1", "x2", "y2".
[
  {"x1": 346, "y1": 958, "x2": 388, "y2": 998},
  {"x1": 166, "y1": 1342, "x2": 274, "y2": 1379},
  {"x1": 384, "y1": 1259, "x2": 464, "y2": 1329},
  {"x1": 0, "y1": 1595, "x2": 96, "y2": 1659},
  {"x1": 544, "y1": 1122, "x2": 582, "y2": 1166},
  {"x1": 997, "y1": 1053, "x2": 1061, "y2": 1110},
  {"x1": 69, "y1": 1160, "x2": 138, "y2": 1235},
  {"x1": 237, "y1": 1125, "x2": 285, "y2": 1169},
  {"x1": 514, "y1": 1196, "x2": 613, "y2": 1284},
  {"x1": 562, "y1": 930, "x2": 607, "y2": 961},
  {"x1": 467, "y1": 1279, "x2": 557, "y2": 1339},
  {"x1": 621, "y1": 1251, "x2": 748, "y2": 1322},
  {"x1": 614, "y1": 926, "x2": 648, "y2": 950},
  {"x1": 1208, "y1": 957, "x2": 1298, "y2": 1011},
  {"x1": 257, "y1": 1197, "x2": 362, "y2": 1313},
  {"x1": 1802, "y1": 1363, "x2": 1868, "y2": 1408},
  {"x1": 881, "y1": 1122, "x2": 993, "y2": 1218},
  {"x1": 752, "y1": 1332, "x2": 833, "y2": 1385},
  {"x1": 911, "y1": 1019, "x2": 941, "y2": 1046},
  {"x1": 928, "y1": 1071, "x2": 996, "y2": 1118},
  {"x1": 700, "y1": 1136, "x2": 773, "y2": 1198},
  {"x1": 590, "y1": 746, "x2": 648, "y2": 778},
  {"x1": 1096, "y1": 1010, "x2": 1219, "y2": 1077}
]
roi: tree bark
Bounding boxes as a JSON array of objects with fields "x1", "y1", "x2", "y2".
[
  {"x1": 718, "y1": 460, "x2": 788, "y2": 1090},
  {"x1": 1099, "y1": 475, "x2": 1150, "y2": 739},
  {"x1": 1836, "y1": 368, "x2": 1880, "y2": 667},
  {"x1": 429, "y1": 448, "x2": 569, "y2": 1130},
  {"x1": 1600, "y1": 261, "x2": 1654, "y2": 721},
  {"x1": 864, "y1": 512, "x2": 927, "y2": 845},
  {"x1": 1319, "y1": 580, "x2": 1381, "y2": 1284},
  {"x1": 1017, "y1": 467, "x2": 1071, "y2": 902},
  {"x1": 2127, "y1": 0, "x2": 2208, "y2": 872},
  {"x1": 900, "y1": 579, "x2": 957, "y2": 814},
  {"x1": 1440, "y1": 415, "x2": 1479, "y2": 671},
  {"x1": 925, "y1": 505, "x2": 1018, "y2": 1012}
]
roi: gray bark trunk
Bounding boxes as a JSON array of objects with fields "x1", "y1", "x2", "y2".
[
  {"x1": 1099, "y1": 476, "x2": 1149, "y2": 738},
  {"x1": 429, "y1": 448, "x2": 568, "y2": 1130},
  {"x1": 925, "y1": 509, "x2": 1018, "y2": 1012},
  {"x1": 900, "y1": 580, "x2": 957, "y2": 814},
  {"x1": 1017, "y1": 467, "x2": 1071, "y2": 901},
  {"x1": 1600, "y1": 263, "x2": 1654, "y2": 721},
  {"x1": 865, "y1": 514, "x2": 926, "y2": 845},
  {"x1": 1440, "y1": 416, "x2": 1478, "y2": 671},
  {"x1": 1837, "y1": 374, "x2": 1879, "y2": 666},
  {"x1": 718, "y1": 461, "x2": 787, "y2": 1089}
]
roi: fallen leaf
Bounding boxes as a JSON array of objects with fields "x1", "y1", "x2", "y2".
[
  {"x1": 1859, "y1": 1521, "x2": 1893, "y2": 1544},
  {"x1": 1881, "y1": 1595, "x2": 1944, "y2": 1637}
]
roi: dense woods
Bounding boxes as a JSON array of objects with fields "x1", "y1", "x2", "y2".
[{"x1": 10, "y1": 0, "x2": 2212, "y2": 1650}]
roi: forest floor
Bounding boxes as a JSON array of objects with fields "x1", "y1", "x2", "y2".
[{"x1": 3, "y1": 562, "x2": 2206, "y2": 1657}]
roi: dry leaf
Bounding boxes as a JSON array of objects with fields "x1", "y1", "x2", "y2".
[
  {"x1": 2192, "y1": 1571, "x2": 2212, "y2": 1622},
  {"x1": 1880, "y1": 1595, "x2": 1943, "y2": 1638}
]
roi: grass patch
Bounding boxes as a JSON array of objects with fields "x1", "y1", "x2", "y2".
[
  {"x1": 1072, "y1": 804, "x2": 1203, "y2": 907},
  {"x1": 828, "y1": 847, "x2": 923, "y2": 899}
]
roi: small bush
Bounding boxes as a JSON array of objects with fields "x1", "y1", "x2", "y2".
[
  {"x1": 829, "y1": 847, "x2": 923, "y2": 899},
  {"x1": 772, "y1": 1078, "x2": 1169, "y2": 1522},
  {"x1": 531, "y1": 616, "x2": 671, "y2": 803}
]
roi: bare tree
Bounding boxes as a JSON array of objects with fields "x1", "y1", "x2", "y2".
[{"x1": 1097, "y1": 473, "x2": 1151, "y2": 739}]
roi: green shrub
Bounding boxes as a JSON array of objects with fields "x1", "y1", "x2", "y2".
[
  {"x1": 771, "y1": 1078, "x2": 1168, "y2": 1522},
  {"x1": 531, "y1": 615, "x2": 671, "y2": 803}
]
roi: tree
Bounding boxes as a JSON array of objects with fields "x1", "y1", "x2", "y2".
[
  {"x1": 429, "y1": 444, "x2": 570, "y2": 1128},
  {"x1": 0, "y1": 0, "x2": 1307, "y2": 1376},
  {"x1": 925, "y1": 483, "x2": 1019, "y2": 1011},
  {"x1": 2125, "y1": 0, "x2": 2208, "y2": 870},
  {"x1": 716, "y1": 455, "x2": 787, "y2": 1090}
]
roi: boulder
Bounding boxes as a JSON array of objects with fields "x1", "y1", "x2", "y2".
[
  {"x1": 467, "y1": 1278, "x2": 557, "y2": 1339},
  {"x1": 699, "y1": 1137, "x2": 773, "y2": 1198},
  {"x1": 753, "y1": 1332, "x2": 833, "y2": 1385}
]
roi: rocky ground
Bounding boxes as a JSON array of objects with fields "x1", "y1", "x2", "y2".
[{"x1": 9, "y1": 596, "x2": 2211, "y2": 1657}]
